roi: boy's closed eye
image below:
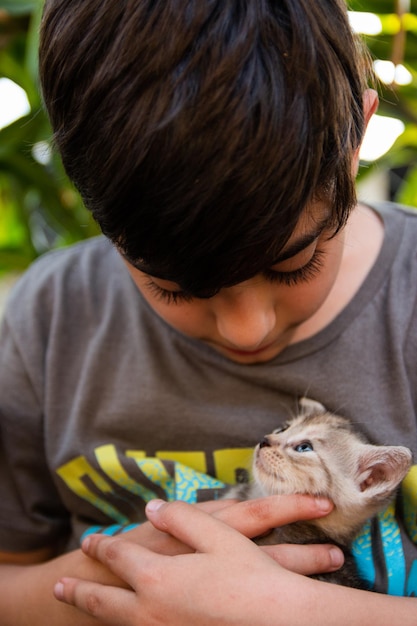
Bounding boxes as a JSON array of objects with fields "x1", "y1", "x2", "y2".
[{"x1": 144, "y1": 237, "x2": 326, "y2": 305}]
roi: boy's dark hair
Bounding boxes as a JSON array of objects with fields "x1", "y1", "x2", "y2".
[{"x1": 40, "y1": 0, "x2": 371, "y2": 296}]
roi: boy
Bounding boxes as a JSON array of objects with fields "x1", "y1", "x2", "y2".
[{"x1": 0, "y1": 0, "x2": 416, "y2": 624}]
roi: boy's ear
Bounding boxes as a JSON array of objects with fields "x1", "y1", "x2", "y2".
[
  {"x1": 363, "y1": 88, "x2": 379, "y2": 127},
  {"x1": 356, "y1": 444, "x2": 412, "y2": 502},
  {"x1": 352, "y1": 89, "x2": 379, "y2": 173}
]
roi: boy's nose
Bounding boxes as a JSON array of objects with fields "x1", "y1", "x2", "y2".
[{"x1": 214, "y1": 281, "x2": 276, "y2": 350}]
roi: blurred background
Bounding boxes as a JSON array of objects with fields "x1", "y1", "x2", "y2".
[{"x1": 0, "y1": 0, "x2": 416, "y2": 308}]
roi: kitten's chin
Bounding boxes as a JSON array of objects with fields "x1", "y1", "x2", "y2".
[
  {"x1": 251, "y1": 465, "x2": 281, "y2": 497},
  {"x1": 252, "y1": 465, "x2": 298, "y2": 498},
  {"x1": 254, "y1": 455, "x2": 280, "y2": 479}
]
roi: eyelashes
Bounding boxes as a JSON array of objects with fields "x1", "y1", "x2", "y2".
[
  {"x1": 263, "y1": 250, "x2": 325, "y2": 287},
  {"x1": 145, "y1": 250, "x2": 325, "y2": 305},
  {"x1": 144, "y1": 279, "x2": 193, "y2": 305}
]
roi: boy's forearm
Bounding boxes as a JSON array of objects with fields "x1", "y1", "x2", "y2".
[
  {"x1": 0, "y1": 550, "x2": 124, "y2": 626},
  {"x1": 302, "y1": 581, "x2": 417, "y2": 626},
  {"x1": 53, "y1": 558, "x2": 417, "y2": 626}
]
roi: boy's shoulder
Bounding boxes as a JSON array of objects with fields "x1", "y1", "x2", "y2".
[
  {"x1": 17, "y1": 235, "x2": 115, "y2": 280},
  {"x1": 370, "y1": 200, "x2": 417, "y2": 222},
  {"x1": 4, "y1": 236, "x2": 125, "y2": 318},
  {"x1": 27, "y1": 235, "x2": 114, "y2": 274},
  {"x1": 367, "y1": 200, "x2": 417, "y2": 245}
]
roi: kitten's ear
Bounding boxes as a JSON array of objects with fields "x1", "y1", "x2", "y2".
[
  {"x1": 299, "y1": 397, "x2": 327, "y2": 415},
  {"x1": 356, "y1": 445, "x2": 412, "y2": 501}
]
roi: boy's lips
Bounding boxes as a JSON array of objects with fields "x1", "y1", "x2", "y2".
[
  {"x1": 222, "y1": 341, "x2": 276, "y2": 357},
  {"x1": 208, "y1": 328, "x2": 297, "y2": 361},
  {"x1": 214, "y1": 328, "x2": 297, "y2": 360}
]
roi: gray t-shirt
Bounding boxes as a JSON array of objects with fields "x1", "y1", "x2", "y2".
[{"x1": 0, "y1": 201, "x2": 416, "y2": 595}]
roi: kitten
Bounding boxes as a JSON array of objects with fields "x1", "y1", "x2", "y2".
[{"x1": 231, "y1": 398, "x2": 412, "y2": 589}]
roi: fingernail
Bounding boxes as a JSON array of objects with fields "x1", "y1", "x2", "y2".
[
  {"x1": 54, "y1": 581, "x2": 65, "y2": 600},
  {"x1": 329, "y1": 547, "x2": 344, "y2": 569},
  {"x1": 81, "y1": 537, "x2": 91, "y2": 552},
  {"x1": 146, "y1": 499, "x2": 165, "y2": 513},
  {"x1": 314, "y1": 497, "x2": 332, "y2": 513}
]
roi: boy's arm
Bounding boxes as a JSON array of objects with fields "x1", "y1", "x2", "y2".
[
  {"x1": 0, "y1": 547, "x2": 53, "y2": 564},
  {"x1": 0, "y1": 548, "x2": 127, "y2": 626},
  {"x1": 55, "y1": 501, "x2": 417, "y2": 626}
]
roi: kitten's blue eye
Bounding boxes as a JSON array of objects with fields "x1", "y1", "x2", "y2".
[{"x1": 294, "y1": 441, "x2": 314, "y2": 453}]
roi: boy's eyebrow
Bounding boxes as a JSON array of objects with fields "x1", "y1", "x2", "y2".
[{"x1": 272, "y1": 215, "x2": 332, "y2": 264}]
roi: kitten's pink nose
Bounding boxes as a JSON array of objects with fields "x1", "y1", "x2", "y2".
[{"x1": 259, "y1": 436, "x2": 271, "y2": 448}]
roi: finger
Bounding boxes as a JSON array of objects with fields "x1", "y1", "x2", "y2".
[
  {"x1": 80, "y1": 534, "x2": 161, "y2": 590},
  {"x1": 260, "y1": 543, "x2": 344, "y2": 575},
  {"x1": 123, "y1": 500, "x2": 240, "y2": 557},
  {"x1": 196, "y1": 498, "x2": 238, "y2": 514},
  {"x1": 145, "y1": 500, "x2": 255, "y2": 554},
  {"x1": 212, "y1": 494, "x2": 333, "y2": 539},
  {"x1": 54, "y1": 577, "x2": 136, "y2": 626}
]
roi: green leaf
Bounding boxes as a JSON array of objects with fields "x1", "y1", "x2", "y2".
[
  {"x1": 24, "y1": 0, "x2": 43, "y2": 84},
  {"x1": 396, "y1": 166, "x2": 417, "y2": 206},
  {"x1": 0, "y1": 0, "x2": 40, "y2": 15}
]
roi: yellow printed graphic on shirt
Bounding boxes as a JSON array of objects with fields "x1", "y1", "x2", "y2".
[{"x1": 57, "y1": 444, "x2": 252, "y2": 519}]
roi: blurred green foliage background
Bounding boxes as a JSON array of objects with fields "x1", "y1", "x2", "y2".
[
  {"x1": 0, "y1": 0, "x2": 416, "y2": 272},
  {"x1": 0, "y1": 0, "x2": 98, "y2": 273}
]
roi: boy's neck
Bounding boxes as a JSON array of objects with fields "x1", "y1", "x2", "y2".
[{"x1": 290, "y1": 203, "x2": 384, "y2": 344}]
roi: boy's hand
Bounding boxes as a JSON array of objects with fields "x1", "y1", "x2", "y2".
[
  {"x1": 208, "y1": 495, "x2": 343, "y2": 575},
  {"x1": 121, "y1": 495, "x2": 343, "y2": 575},
  {"x1": 54, "y1": 497, "x2": 344, "y2": 626}
]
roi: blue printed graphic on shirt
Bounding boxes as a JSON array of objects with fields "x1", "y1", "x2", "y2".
[
  {"x1": 81, "y1": 460, "x2": 227, "y2": 540},
  {"x1": 352, "y1": 468, "x2": 417, "y2": 596}
]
